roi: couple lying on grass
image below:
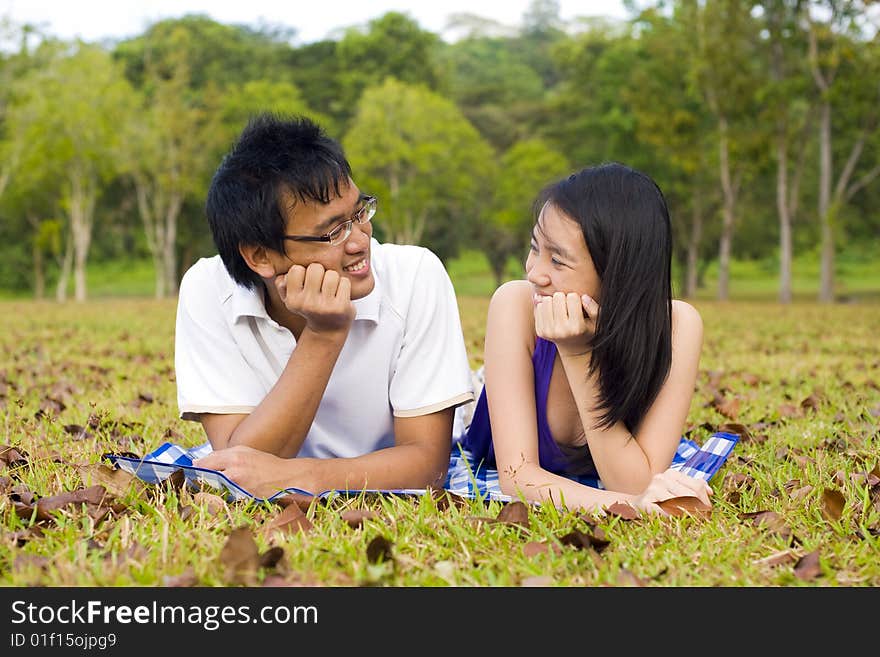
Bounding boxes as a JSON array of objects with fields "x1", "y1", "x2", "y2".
[{"x1": 174, "y1": 112, "x2": 717, "y2": 515}]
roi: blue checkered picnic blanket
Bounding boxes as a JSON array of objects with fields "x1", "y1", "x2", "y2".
[
  {"x1": 445, "y1": 432, "x2": 740, "y2": 499},
  {"x1": 105, "y1": 431, "x2": 737, "y2": 504}
]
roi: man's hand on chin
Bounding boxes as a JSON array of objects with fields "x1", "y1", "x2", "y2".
[{"x1": 194, "y1": 445, "x2": 310, "y2": 498}]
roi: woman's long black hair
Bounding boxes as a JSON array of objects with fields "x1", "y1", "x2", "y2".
[{"x1": 537, "y1": 162, "x2": 673, "y2": 434}]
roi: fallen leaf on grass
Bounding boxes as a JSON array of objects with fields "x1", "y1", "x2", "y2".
[
  {"x1": 496, "y1": 501, "x2": 529, "y2": 528},
  {"x1": 366, "y1": 535, "x2": 393, "y2": 564},
  {"x1": 274, "y1": 492, "x2": 320, "y2": 514},
  {"x1": 656, "y1": 496, "x2": 712, "y2": 518},
  {"x1": 258, "y1": 546, "x2": 285, "y2": 569},
  {"x1": 820, "y1": 488, "x2": 845, "y2": 522},
  {"x1": 340, "y1": 509, "x2": 379, "y2": 528},
  {"x1": 220, "y1": 526, "x2": 260, "y2": 585},
  {"x1": 0, "y1": 445, "x2": 29, "y2": 467},
  {"x1": 77, "y1": 464, "x2": 142, "y2": 499},
  {"x1": 559, "y1": 528, "x2": 610, "y2": 552},
  {"x1": 262, "y1": 503, "x2": 314, "y2": 537},
  {"x1": 428, "y1": 487, "x2": 470, "y2": 511},
  {"x1": 523, "y1": 541, "x2": 549, "y2": 557},
  {"x1": 789, "y1": 485, "x2": 814, "y2": 500},
  {"x1": 717, "y1": 423, "x2": 752, "y2": 441},
  {"x1": 193, "y1": 492, "x2": 227, "y2": 517},
  {"x1": 712, "y1": 395, "x2": 740, "y2": 420},
  {"x1": 793, "y1": 550, "x2": 822, "y2": 581},
  {"x1": 604, "y1": 502, "x2": 639, "y2": 520},
  {"x1": 739, "y1": 510, "x2": 793, "y2": 540}
]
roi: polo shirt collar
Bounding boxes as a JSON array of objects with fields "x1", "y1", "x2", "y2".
[{"x1": 226, "y1": 267, "x2": 381, "y2": 324}]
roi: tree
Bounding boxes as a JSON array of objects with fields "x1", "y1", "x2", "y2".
[
  {"x1": 336, "y1": 13, "x2": 444, "y2": 130},
  {"x1": 483, "y1": 139, "x2": 570, "y2": 286},
  {"x1": 805, "y1": 0, "x2": 880, "y2": 302},
  {"x1": 6, "y1": 42, "x2": 135, "y2": 301},
  {"x1": 624, "y1": 7, "x2": 719, "y2": 299},
  {"x1": 680, "y1": 0, "x2": 764, "y2": 301},
  {"x1": 757, "y1": 0, "x2": 814, "y2": 303},
  {"x1": 343, "y1": 78, "x2": 495, "y2": 258}
]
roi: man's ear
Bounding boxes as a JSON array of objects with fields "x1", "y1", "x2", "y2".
[{"x1": 239, "y1": 244, "x2": 277, "y2": 279}]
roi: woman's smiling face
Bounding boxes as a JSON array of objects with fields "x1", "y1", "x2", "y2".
[{"x1": 525, "y1": 201, "x2": 601, "y2": 305}]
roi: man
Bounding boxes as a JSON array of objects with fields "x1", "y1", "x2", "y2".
[{"x1": 175, "y1": 113, "x2": 474, "y2": 498}]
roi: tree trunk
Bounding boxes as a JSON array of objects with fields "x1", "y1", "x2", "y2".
[
  {"x1": 685, "y1": 189, "x2": 703, "y2": 299},
  {"x1": 56, "y1": 228, "x2": 73, "y2": 302},
  {"x1": 33, "y1": 240, "x2": 45, "y2": 300},
  {"x1": 776, "y1": 132, "x2": 793, "y2": 304},
  {"x1": 162, "y1": 193, "x2": 182, "y2": 296},
  {"x1": 817, "y1": 100, "x2": 834, "y2": 303},
  {"x1": 717, "y1": 116, "x2": 735, "y2": 302},
  {"x1": 69, "y1": 171, "x2": 96, "y2": 302}
]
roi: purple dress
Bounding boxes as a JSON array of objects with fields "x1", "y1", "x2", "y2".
[{"x1": 461, "y1": 337, "x2": 598, "y2": 479}]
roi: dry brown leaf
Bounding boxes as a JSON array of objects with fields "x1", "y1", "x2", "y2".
[
  {"x1": 263, "y1": 503, "x2": 314, "y2": 536},
  {"x1": 656, "y1": 495, "x2": 712, "y2": 518},
  {"x1": 219, "y1": 526, "x2": 260, "y2": 585},
  {"x1": 496, "y1": 501, "x2": 529, "y2": 528},
  {"x1": 340, "y1": 509, "x2": 379, "y2": 529},
  {"x1": 366, "y1": 536, "x2": 393, "y2": 564},
  {"x1": 821, "y1": 488, "x2": 845, "y2": 522},
  {"x1": 605, "y1": 502, "x2": 639, "y2": 520},
  {"x1": 78, "y1": 463, "x2": 141, "y2": 498},
  {"x1": 800, "y1": 394, "x2": 821, "y2": 414},
  {"x1": 522, "y1": 541, "x2": 549, "y2": 558},
  {"x1": 718, "y1": 423, "x2": 752, "y2": 441},
  {"x1": 790, "y1": 485, "x2": 814, "y2": 500},
  {"x1": 559, "y1": 528, "x2": 610, "y2": 552},
  {"x1": 274, "y1": 492, "x2": 320, "y2": 514},
  {"x1": 259, "y1": 546, "x2": 285, "y2": 569},
  {"x1": 740, "y1": 510, "x2": 793, "y2": 540},
  {"x1": 777, "y1": 403, "x2": 800, "y2": 419},
  {"x1": 713, "y1": 395, "x2": 741, "y2": 420},
  {"x1": 193, "y1": 492, "x2": 227, "y2": 517},
  {"x1": 793, "y1": 550, "x2": 822, "y2": 581}
]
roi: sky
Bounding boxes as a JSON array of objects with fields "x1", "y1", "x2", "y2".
[{"x1": 0, "y1": 0, "x2": 632, "y2": 45}]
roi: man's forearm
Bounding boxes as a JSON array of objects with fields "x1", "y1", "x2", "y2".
[
  {"x1": 301, "y1": 442, "x2": 451, "y2": 492},
  {"x1": 227, "y1": 328, "x2": 346, "y2": 457}
]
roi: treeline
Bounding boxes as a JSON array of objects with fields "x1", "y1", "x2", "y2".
[{"x1": 0, "y1": 0, "x2": 877, "y2": 302}]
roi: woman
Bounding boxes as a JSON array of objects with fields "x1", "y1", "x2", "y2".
[{"x1": 455, "y1": 163, "x2": 728, "y2": 514}]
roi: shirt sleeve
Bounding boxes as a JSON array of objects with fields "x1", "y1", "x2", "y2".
[
  {"x1": 389, "y1": 249, "x2": 475, "y2": 417},
  {"x1": 174, "y1": 265, "x2": 264, "y2": 421}
]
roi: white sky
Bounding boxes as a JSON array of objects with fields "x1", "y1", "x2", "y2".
[{"x1": 0, "y1": 1, "x2": 631, "y2": 44}]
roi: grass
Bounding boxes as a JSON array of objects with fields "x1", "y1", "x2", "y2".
[{"x1": 1, "y1": 295, "x2": 878, "y2": 587}]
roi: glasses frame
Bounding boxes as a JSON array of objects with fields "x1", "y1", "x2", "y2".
[{"x1": 283, "y1": 195, "x2": 377, "y2": 247}]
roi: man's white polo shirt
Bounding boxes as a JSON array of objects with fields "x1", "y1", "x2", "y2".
[{"x1": 174, "y1": 238, "x2": 474, "y2": 459}]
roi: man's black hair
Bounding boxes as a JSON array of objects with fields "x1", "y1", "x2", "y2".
[{"x1": 205, "y1": 113, "x2": 353, "y2": 289}]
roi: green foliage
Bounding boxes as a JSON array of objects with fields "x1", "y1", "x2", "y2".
[{"x1": 344, "y1": 78, "x2": 496, "y2": 258}]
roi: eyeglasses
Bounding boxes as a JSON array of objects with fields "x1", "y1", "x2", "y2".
[{"x1": 283, "y1": 196, "x2": 377, "y2": 247}]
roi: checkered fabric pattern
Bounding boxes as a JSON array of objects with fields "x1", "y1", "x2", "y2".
[
  {"x1": 105, "y1": 442, "x2": 309, "y2": 502},
  {"x1": 105, "y1": 442, "x2": 506, "y2": 503},
  {"x1": 106, "y1": 431, "x2": 737, "y2": 504},
  {"x1": 444, "y1": 432, "x2": 740, "y2": 499}
]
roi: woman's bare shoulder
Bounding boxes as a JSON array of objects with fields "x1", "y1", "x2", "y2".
[
  {"x1": 671, "y1": 299, "x2": 703, "y2": 340},
  {"x1": 487, "y1": 280, "x2": 536, "y2": 344},
  {"x1": 489, "y1": 279, "x2": 533, "y2": 307}
]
